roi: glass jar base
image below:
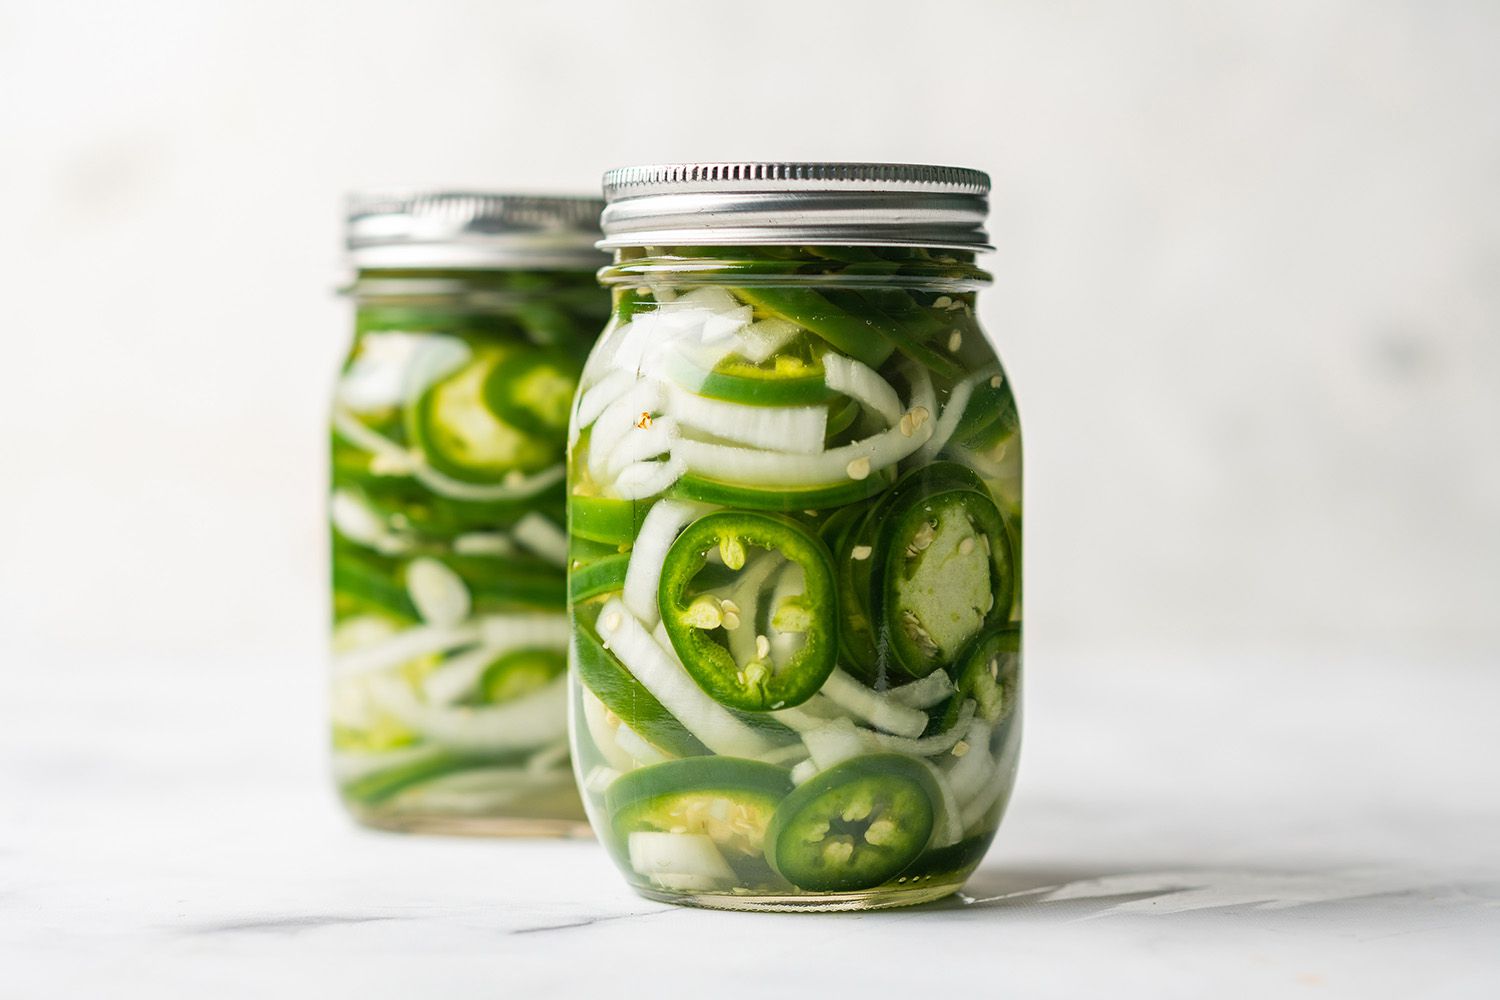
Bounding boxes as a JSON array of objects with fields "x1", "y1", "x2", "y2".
[
  {"x1": 348, "y1": 806, "x2": 593, "y2": 839},
  {"x1": 632, "y1": 879, "x2": 965, "y2": 913}
]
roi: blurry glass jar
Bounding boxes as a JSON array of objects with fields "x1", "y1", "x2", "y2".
[
  {"x1": 567, "y1": 164, "x2": 1022, "y2": 909},
  {"x1": 331, "y1": 191, "x2": 608, "y2": 835}
]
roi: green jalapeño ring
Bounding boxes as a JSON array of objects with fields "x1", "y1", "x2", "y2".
[{"x1": 568, "y1": 163, "x2": 1023, "y2": 909}]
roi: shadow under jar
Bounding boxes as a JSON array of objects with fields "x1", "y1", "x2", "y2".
[
  {"x1": 331, "y1": 192, "x2": 609, "y2": 836},
  {"x1": 567, "y1": 163, "x2": 1022, "y2": 909}
]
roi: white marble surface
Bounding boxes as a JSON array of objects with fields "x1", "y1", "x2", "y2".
[{"x1": 4, "y1": 649, "x2": 1496, "y2": 998}]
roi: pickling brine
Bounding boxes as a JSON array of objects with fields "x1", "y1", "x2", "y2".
[
  {"x1": 331, "y1": 192, "x2": 608, "y2": 835},
  {"x1": 568, "y1": 161, "x2": 1021, "y2": 911}
]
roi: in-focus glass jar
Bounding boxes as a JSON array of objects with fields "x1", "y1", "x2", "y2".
[
  {"x1": 567, "y1": 164, "x2": 1022, "y2": 909},
  {"x1": 331, "y1": 191, "x2": 609, "y2": 835}
]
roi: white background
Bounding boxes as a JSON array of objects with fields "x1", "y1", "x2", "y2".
[
  {"x1": 3, "y1": 3, "x2": 1499, "y2": 995},
  {"x1": 3, "y1": 0, "x2": 1496, "y2": 665}
]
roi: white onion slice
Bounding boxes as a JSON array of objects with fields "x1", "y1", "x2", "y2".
[
  {"x1": 818, "y1": 669, "x2": 930, "y2": 738},
  {"x1": 665, "y1": 383, "x2": 827, "y2": 454},
  {"x1": 824, "y1": 353, "x2": 903, "y2": 426},
  {"x1": 406, "y1": 557, "x2": 471, "y2": 627},
  {"x1": 512, "y1": 512, "x2": 569, "y2": 567},
  {"x1": 623, "y1": 500, "x2": 706, "y2": 628},
  {"x1": 612, "y1": 457, "x2": 687, "y2": 500},
  {"x1": 595, "y1": 599, "x2": 773, "y2": 758}
]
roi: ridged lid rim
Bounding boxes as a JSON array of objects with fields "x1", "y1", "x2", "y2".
[
  {"x1": 346, "y1": 190, "x2": 608, "y2": 270},
  {"x1": 598, "y1": 162, "x2": 993, "y2": 252},
  {"x1": 602, "y1": 162, "x2": 990, "y2": 198}
]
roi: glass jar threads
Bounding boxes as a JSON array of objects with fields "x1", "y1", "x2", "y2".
[
  {"x1": 567, "y1": 164, "x2": 1022, "y2": 908},
  {"x1": 331, "y1": 191, "x2": 608, "y2": 835}
]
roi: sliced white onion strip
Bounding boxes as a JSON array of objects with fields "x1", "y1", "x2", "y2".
[
  {"x1": 673, "y1": 413, "x2": 933, "y2": 488},
  {"x1": 451, "y1": 532, "x2": 518, "y2": 557},
  {"x1": 769, "y1": 694, "x2": 842, "y2": 732},
  {"x1": 756, "y1": 743, "x2": 811, "y2": 767},
  {"x1": 606, "y1": 417, "x2": 681, "y2": 479},
  {"x1": 406, "y1": 557, "x2": 471, "y2": 627},
  {"x1": 623, "y1": 500, "x2": 705, "y2": 628},
  {"x1": 583, "y1": 764, "x2": 622, "y2": 795},
  {"x1": 861, "y1": 699, "x2": 977, "y2": 757},
  {"x1": 332, "y1": 622, "x2": 481, "y2": 677},
  {"x1": 580, "y1": 688, "x2": 637, "y2": 772},
  {"x1": 336, "y1": 332, "x2": 435, "y2": 412},
  {"x1": 512, "y1": 512, "x2": 569, "y2": 567},
  {"x1": 819, "y1": 669, "x2": 930, "y2": 739},
  {"x1": 421, "y1": 644, "x2": 506, "y2": 706},
  {"x1": 416, "y1": 613, "x2": 566, "y2": 705},
  {"x1": 665, "y1": 383, "x2": 827, "y2": 454},
  {"x1": 331, "y1": 407, "x2": 416, "y2": 474},
  {"x1": 921, "y1": 759, "x2": 964, "y2": 848},
  {"x1": 961, "y1": 770, "x2": 1009, "y2": 834},
  {"x1": 574, "y1": 368, "x2": 636, "y2": 431},
  {"x1": 330, "y1": 489, "x2": 412, "y2": 555},
  {"x1": 589, "y1": 380, "x2": 664, "y2": 480},
  {"x1": 370, "y1": 674, "x2": 568, "y2": 752},
  {"x1": 913, "y1": 365, "x2": 1000, "y2": 464},
  {"x1": 802, "y1": 717, "x2": 865, "y2": 771},
  {"x1": 613, "y1": 722, "x2": 668, "y2": 765},
  {"x1": 824, "y1": 353, "x2": 903, "y2": 426},
  {"x1": 399, "y1": 335, "x2": 474, "y2": 405},
  {"x1": 628, "y1": 831, "x2": 735, "y2": 886},
  {"x1": 595, "y1": 599, "x2": 773, "y2": 758},
  {"x1": 476, "y1": 613, "x2": 569, "y2": 650},
  {"x1": 612, "y1": 457, "x2": 687, "y2": 500},
  {"x1": 413, "y1": 462, "x2": 564, "y2": 502},
  {"x1": 736, "y1": 318, "x2": 802, "y2": 364},
  {"x1": 945, "y1": 719, "x2": 994, "y2": 804},
  {"x1": 884, "y1": 670, "x2": 956, "y2": 710}
]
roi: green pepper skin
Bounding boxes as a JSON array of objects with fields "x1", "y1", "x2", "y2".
[
  {"x1": 607, "y1": 757, "x2": 794, "y2": 881},
  {"x1": 830, "y1": 464, "x2": 991, "y2": 682},
  {"x1": 658, "y1": 512, "x2": 839, "y2": 712},
  {"x1": 340, "y1": 748, "x2": 529, "y2": 806},
  {"x1": 864, "y1": 468, "x2": 1017, "y2": 679},
  {"x1": 479, "y1": 648, "x2": 567, "y2": 703},
  {"x1": 409, "y1": 347, "x2": 557, "y2": 484},
  {"x1": 890, "y1": 832, "x2": 994, "y2": 886},
  {"x1": 667, "y1": 470, "x2": 894, "y2": 513},
  {"x1": 766, "y1": 754, "x2": 938, "y2": 892},
  {"x1": 732, "y1": 286, "x2": 897, "y2": 371},
  {"x1": 939, "y1": 624, "x2": 1021, "y2": 733},
  {"x1": 482, "y1": 349, "x2": 582, "y2": 441},
  {"x1": 572, "y1": 610, "x2": 709, "y2": 759},
  {"x1": 567, "y1": 552, "x2": 631, "y2": 603},
  {"x1": 661, "y1": 350, "x2": 837, "y2": 407},
  {"x1": 607, "y1": 757, "x2": 792, "y2": 834},
  {"x1": 569, "y1": 495, "x2": 658, "y2": 546}
]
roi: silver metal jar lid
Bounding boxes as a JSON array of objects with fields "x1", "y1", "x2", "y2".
[
  {"x1": 598, "y1": 162, "x2": 993, "y2": 252},
  {"x1": 346, "y1": 190, "x2": 607, "y2": 270}
]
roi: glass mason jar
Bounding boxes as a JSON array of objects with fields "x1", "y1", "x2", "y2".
[
  {"x1": 331, "y1": 192, "x2": 609, "y2": 835},
  {"x1": 567, "y1": 164, "x2": 1022, "y2": 909}
]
